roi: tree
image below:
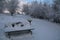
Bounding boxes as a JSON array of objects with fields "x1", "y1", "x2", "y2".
[
  {"x1": 8, "y1": 0, "x2": 19, "y2": 16},
  {"x1": 22, "y1": 1, "x2": 55, "y2": 21},
  {"x1": 52, "y1": 0, "x2": 60, "y2": 23},
  {"x1": 53, "y1": 0, "x2": 60, "y2": 12},
  {"x1": 29, "y1": 1, "x2": 48, "y2": 19},
  {"x1": 0, "y1": 0, "x2": 7, "y2": 13},
  {"x1": 29, "y1": 1, "x2": 42, "y2": 18},
  {"x1": 22, "y1": 4, "x2": 29, "y2": 15}
]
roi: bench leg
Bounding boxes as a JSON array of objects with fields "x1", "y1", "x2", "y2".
[
  {"x1": 28, "y1": 30, "x2": 32, "y2": 35},
  {"x1": 8, "y1": 33, "x2": 11, "y2": 39}
]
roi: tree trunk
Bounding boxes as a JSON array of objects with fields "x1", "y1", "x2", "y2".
[
  {"x1": 0, "y1": 9, "x2": 3, "y2": 13},
  {"x1": 11, "y1": 12, "x2": 14, "y2": 16}
]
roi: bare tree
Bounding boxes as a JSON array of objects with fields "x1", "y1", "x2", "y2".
[
  {"x1": 22, "y1": 1, "x2": 55, "y2": 22},
  {"x1": 30, "y1": 1, "x2": 54, "y2": 20},
  {"x1": 29, "y1": 1, "x2": 42, "y2": 18},
  {"x1": 29, "y1": 1, "x2": 48, "y2": 19},
  {"x1": 22, "y1": 4, "x2": 29, "y2": 15},
  {"x1": 52, "y1": 0, "x2": 60, "y2": 23},
  {"x1": 8, "y1": 0, "x2": 19, "y2": 16},
  {"x1": 0, "y1": 0, "x2": 7, "y2": 13}
]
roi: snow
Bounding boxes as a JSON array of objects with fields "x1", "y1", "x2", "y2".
[
  {"x1": 31, "y1": 19, "x2": 60, "y2": 40},
  {"x1": 4, "y1": 26, "x2": 33, "y2": 32},
  {"x1": 0, "y1": 14, "x2": 60, "y2": 40}
]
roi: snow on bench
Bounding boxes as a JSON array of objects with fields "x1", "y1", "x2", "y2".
[{"x1": 4, "y1": 18, "x2": 33, "y2": 33}]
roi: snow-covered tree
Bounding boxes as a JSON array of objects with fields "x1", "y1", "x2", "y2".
[
  {"x1": 7, "y1": 0, "x2": 19, "y2": 16},
  {"x1": 22, "y1": 1, "x2": 56, "y2": 22},
  {"x1": 22, "y1": 4, "x2": 29, "y2": 15},
  {"x1": 29, "y1": 1, "x2": 54, "y2": 19},
  {"x1": 53, "y1": 0, "x2": 60, "y2": 23},
  {"x1": 0, "y1": 0, "x2": 7, "y2": 13}
]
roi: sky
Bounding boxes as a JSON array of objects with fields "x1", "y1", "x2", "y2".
[{"x1": 20, "y1": 0, "x2": 53, "y2": 4}]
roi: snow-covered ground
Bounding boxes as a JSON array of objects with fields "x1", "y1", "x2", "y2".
[
  {"x1": 31, "y1": 19, "x2": 60, "y2": 40},
  {"x1": 0, "y1": 14, "x2": 60, "y2": 40}
]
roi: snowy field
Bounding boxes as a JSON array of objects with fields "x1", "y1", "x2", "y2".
[{"x1": 0, "y1": 14, "x2": 60, "y2": 40}]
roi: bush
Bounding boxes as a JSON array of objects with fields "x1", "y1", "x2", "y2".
[{"x1": 53, "y1": 17, "x2": 60, "y2": 23}]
